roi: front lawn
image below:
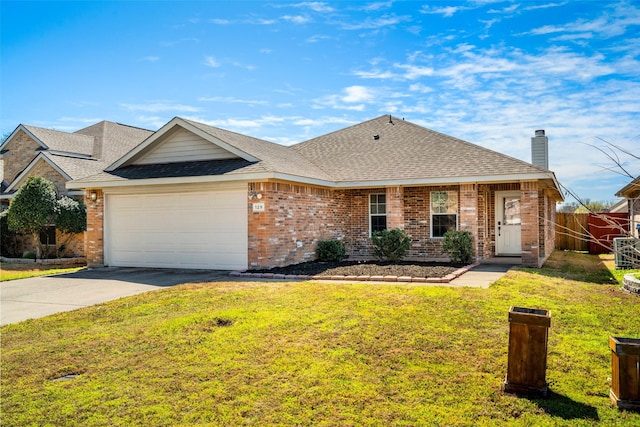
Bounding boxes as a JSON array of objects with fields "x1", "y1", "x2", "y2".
[
  {"x1": 1, "y1": 251, "x2": 639, "y2": 426},
  {"x1": 0, "y1": 263, "x2": 85, "y2": 282}
]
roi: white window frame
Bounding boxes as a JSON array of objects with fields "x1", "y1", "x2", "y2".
[
  {"x1": 430, "y1": 191, "x2": 458, "y2": 238},
  {"x1": 369, "y1": 193, "x2": 387, "y2": 236}
]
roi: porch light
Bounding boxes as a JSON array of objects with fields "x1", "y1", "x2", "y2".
[{"x1": 90, "y1": 191, "x2": 98, "y2": 201}]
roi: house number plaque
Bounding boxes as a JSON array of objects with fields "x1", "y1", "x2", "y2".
[{"x1": 252, "y1": 202, "x2": 265, "y2": 213}]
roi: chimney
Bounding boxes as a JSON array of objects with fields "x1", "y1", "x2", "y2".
[{"x1": 531, "y1": 129, "x2": 548, "y2": 169}]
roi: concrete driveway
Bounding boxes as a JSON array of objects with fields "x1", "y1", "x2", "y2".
[{"x1": 1, "y1": 267, "x2": 231, "y2": 326}]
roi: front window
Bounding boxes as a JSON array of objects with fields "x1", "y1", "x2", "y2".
[
  {"x1": 431, "y1": 191, "x2": 458, "y2": 238},
  {"x1": 40, "y1": 226, "x2": 56, "y2": 246},
  {"x1": 370, "y1": 194, "x2": 387, "y2": 234}
]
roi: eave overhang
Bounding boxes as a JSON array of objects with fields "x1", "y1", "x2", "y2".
[{"x1": 67, "y1": 170, "x2": 563, "y2": 201}]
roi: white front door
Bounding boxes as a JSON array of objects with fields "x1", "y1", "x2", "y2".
[{"x1": 496, "y1": 191, "x2": 522, "y2": 255}]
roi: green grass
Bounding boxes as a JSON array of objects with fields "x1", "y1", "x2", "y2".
[
  {"x1": 0, "y1": 265, "x2": 85, "y2": 281},
  {"x1": 1, "y1": 251, "x2": 639, "y2": 426}
]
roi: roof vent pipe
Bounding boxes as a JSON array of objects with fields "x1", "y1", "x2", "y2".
[{"x1": 531, "y1": 129, "x2": 549, "y2": 169}]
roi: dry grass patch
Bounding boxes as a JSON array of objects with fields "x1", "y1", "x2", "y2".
[{"x1": 1, "y1": 251, "x2": 639, "y2": 426}]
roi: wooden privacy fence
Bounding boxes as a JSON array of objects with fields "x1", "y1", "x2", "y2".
[
  {"x1": 556, "y1": 213, "x2": 629, "y2": 254},
  {"x1": 556, "y1": 213, "x2": 589, "y2": 251}
]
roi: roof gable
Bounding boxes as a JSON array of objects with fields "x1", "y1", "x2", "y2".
[
  {"x1": 5, "y1": 153, "x2": 71, "y2": 192},
  {"x1": 0, "y1": 124, "x2": 94, "y2": 157},
  {"x1": 108, "y1": 117, "x2": 259, "y2": 170},
  {"x1": 132, "y1": 126, "x2": 241, "y2": 165}
]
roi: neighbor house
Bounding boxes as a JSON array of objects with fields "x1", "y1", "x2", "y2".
[
  {"x1": 0, "y1": 122, "x2": 153, "y2": 256},
  {"x1": 67, "y1": 115, "x2": 563, "y2": 270},
  {"x1": 615, "y1": 176, "x2": 640, "y2": 238}
]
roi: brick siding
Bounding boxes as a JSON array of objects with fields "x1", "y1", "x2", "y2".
[
  {"x1": 13, "y1": 158, "x2": 69, "y2": 196},
  {"x1": 247, "y1": 182, "x2": 342, "y2": 269},
  {"x1": 1, "y1": 130, "x2": 41, "y2": 184},
  {"x1": 84, "y1": 189, "x2": 104, "y2": 266},
  {"x1": 83, "y1": 180, "x2": 550, "y2": 269},
  {"x1": 520, "y1": 181, "x2": 540, "y2": 267}
]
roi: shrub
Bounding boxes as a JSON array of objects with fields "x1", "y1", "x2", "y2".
[
  {"x1": 371, "y1": 228, "x2": 411, "y2": 262},
  {"x1": 442, "y1": 230, "x2": 474, "y2": 264},
  {"x1": 316, "y1": 240, "x2": 347, "y2": 262},
  {"x1": 0, "y1": 211, "x2": 20, "y2": 257}
]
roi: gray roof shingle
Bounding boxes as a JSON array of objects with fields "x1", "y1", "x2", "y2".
[
  {"x1": 69, "y1": 115, "x2": 560, "y2": 196},
  {"x1": 23, "y1": 125, "x2": 94, "y2": 156},
  {"x1": 182, "y1": 118, "x2": 333, "y2": 181},
  {"x1": 291, "y1": 115, "x2": 550, "y2": 183}
]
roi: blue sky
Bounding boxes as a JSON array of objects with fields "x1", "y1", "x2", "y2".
[{"x1": 1, "y1": 1, "x2": 639, "y2": 204}]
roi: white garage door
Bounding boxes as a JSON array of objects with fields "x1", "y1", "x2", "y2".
[{"x1": 106, "y1": 190, "x2": 247, "y2": 270}]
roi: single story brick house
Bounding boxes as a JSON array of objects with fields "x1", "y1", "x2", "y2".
[
  {"x1": 0, "y1": 121, "x2": 153, "y2": 256},
  {"x1": 67, "y1": 115, "x2": 563, "y2": 270}
]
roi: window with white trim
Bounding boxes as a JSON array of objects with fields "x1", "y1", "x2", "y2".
[
  {"x1": 370, "y1": 194, "x2": 387, "y2": 234},
  {"x1": 431, "y1": 191, "x2": 458, "y2": 238}
]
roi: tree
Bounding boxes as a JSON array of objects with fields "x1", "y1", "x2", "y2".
[
  {"x1": 55, "y1": 196, "x2": 87, "y2": 257},
  {"x1": 7, "y1": 176, "x2": 58, "y2": 258},
  {"x1": 557, "y1": 138, "x2": 640, "y2": 267},
  {"x1": 6, "y1": 176, "x2": 87, "y2": 259}
]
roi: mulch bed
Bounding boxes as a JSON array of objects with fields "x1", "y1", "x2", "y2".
[{"x1": 231, "y1": 260, "x2": 476, "y2": 283}]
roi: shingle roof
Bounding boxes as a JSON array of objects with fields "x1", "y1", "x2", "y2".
[
  {"x1": 182, "y1": 118, "x2": 333, "y2": 181},
  {"x1": 69, "y1": 115, "x2": 561, "y2": 198},
  {"x1": 75, "y1": 121, "x2": 153, "y2": 161},
  {"x1": 111, "y1": 158, "x2": 255, "y2": 179},
  {"x1": 23, "y1": 125, "x2": 94, "y2": 156},
  {"x1": 2, "y1": 121, "x2": 153, "y2": 194},
  {"x1": 292, "y1": 115, "x2": 550, "y2": 182}
]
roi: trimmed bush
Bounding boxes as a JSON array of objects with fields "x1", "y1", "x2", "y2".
[
  {"x1": 442, "y1": 230, "x2": 474, "y2": 264},
  {"x1": 316, "y1": 240, "x2": 347, "y2": 262},
  {"x1": 371, "y1": 228, "x2": 411, "y2": 262}
]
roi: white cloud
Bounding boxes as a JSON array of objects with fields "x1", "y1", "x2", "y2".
[
  {"x1": 353, "y1": 69, "x2": 396, "y2": 79},
  {"x1": 307, "y1": 34, "x2": 330, "y2": 43},
  {"x1": 526, "y1": 2, "x2": 640, "y2": 39},
  {"x1": 360, "y1": 2, "x2": 393, "y2": 12},
  {"x1": 420, "y1": 5, "x2": 470, "y2": 17},
  {"x1": 203, "y1": 56, "x2": 220, "y2": 68},
  {"x1": 395, "y1": 64, "x2": 434, "y2": 79},
  {"x1": 198, "y1": 96, "x2": 268, "y2": 106},
  {"x1": 291, "y1": 2, "x2": 335, "y2": 13},
  {"x1": 523, "y1": 2, "x2": 568, "y2": 11},
  {"x1": 409, "y1": 83, "x2": 433, "y2": 93},
  {"x1": 120, "y1": 102, "x2": 200, "y2": 113},
  {"x1": 342, "y1": 86, "x2": 373, "y2": 103},
  {"x1": 282, "y1": 15, "x2": 310, "y2": 24},
  {"x1": 340, "y1": 15, "x2": 411, "y2": 30}
]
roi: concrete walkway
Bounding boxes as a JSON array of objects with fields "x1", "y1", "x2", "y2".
[{"x1": 447, "y1": 263, "x2": 514, "y2": 288}]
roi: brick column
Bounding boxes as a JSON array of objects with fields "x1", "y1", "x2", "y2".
[
  {"x1": 459, "y1": 183, "x2": 479, "y2": 260},
  {"x1": 521, "y1": 181, "x2": 540, "y2": 267},
  {"x1": 84, "y1": 189, "x2": 104, "y2": 267},
  {"x1": 386, "y1": 186, "x2": 404, "y2": 229}
]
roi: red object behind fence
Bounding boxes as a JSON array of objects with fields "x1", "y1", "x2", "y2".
[{"x1": 588, "y1": 213, "x2": 629, "y2": 254}]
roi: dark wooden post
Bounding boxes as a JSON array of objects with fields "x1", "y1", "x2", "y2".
[
  {"x1": 504, "y1": 306, "x2": 551, "y2": 397},
  {"x1": 609, "y1": 336, "x2": 640, "y2": 411}
]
